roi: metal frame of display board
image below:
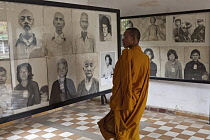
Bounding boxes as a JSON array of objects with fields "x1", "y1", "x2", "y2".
[
  {"x1": 0, "y1": 0, "x2": 120, "y2": 124},
  {"x1": 121, "y1": 9, "x2": 210, "y2": 84}
]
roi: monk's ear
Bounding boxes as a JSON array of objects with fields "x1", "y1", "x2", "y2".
[{"x1": 133, "y1": 36, "x2": 138, "y2": 44}]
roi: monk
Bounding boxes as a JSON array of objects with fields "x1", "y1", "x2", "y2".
[{"x1": 98, "y1": 28, "x2": 150, "y2": 140}]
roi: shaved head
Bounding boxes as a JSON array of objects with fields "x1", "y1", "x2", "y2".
[
  {"x1": 18, "y1": 9, "x2": 34, "y2": 31},
  {"x1": 126, "y1": 28, "x2": 141, "y2": 42}
]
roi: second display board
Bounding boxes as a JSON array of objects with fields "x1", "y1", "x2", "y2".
[{"x1": 121, "y1": 11, "x2": 210, "y2": 82}]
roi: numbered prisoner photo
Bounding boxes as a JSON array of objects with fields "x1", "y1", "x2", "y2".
[
  {"x1": 99, "y1": 14, "x2": 112, "y2": 41},
  {"x1": 139, "y1": 16, "x2": 166, "y2": 41},
  {"x1": 160, "y1": 47, "x2": 184, "y2": 79},
  {"x1": 6, "y1": 3, "x2": 45, "y2": 60},
  {"x1": 47, "y1": 55, "x2": 77, "y2": 105},
  {"x1": 11, "y1": 58, "x2": 48, "y2": 113},
  {"x1": 173, "y1": 13, "x2": 206, "y2": 42},
  {"x1": 165, "y1": 49, "x2": 182, "y2": 79},
  {"x1": 72, "y1": 10, "x2": 96, "y2": 54},
  {"x1": 76, "y1": 53, "x2": 99, "y2": 96},
  {"x1": 43, "y1": 7, "x2": 73, "y2": 57},
  {"x1": 142, "y1": 47, "x2": 161, "y2": 77},
  {"x1": 100, "y1": 52, "x2": 115, "y2": 85},
  {"x1": 0, "y1": 61, "x2": 13, "y2": 118},
  {"x1": 184, "y1": 47, "x2": 209, "y2": 81}
]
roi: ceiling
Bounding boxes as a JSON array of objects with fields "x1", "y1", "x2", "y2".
[
  {"x1": 46, "y1": 0, "x2": 210, "y2": 17},
  {"x1": 88, "y1": 0, "x2": 210, "y2": 17}
]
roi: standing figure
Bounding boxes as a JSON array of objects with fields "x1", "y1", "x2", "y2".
[
  {"x1": 184, "y1": 49, "x2": 206, "y2": 80},
  {"x1": 49, "y1": 58, "x2": 77, "y2": 105},
  {"x1": 173, "y1": 19, "x2": 185, "y2": 42},
  {"x1": 100, "y1": 15, "x2": 112, "y2": 41},
  {"x1": 74, "y1": 12, "x2": 95, "y2": 54},
  {"x1": 142, "y1": 17, "x2": 165, "y2": 41},
  {"x1": 77, "y1": 59, "x2": 99, "y2": 96},
  {"x1": 144, "y1": 48, "x2": 157, "y2": 76},
  {"x1": 165, "y1": 49, "x2": 182, "y2": 79},
  {"x1": 98, "y1": 28, "x2": 150, "y2": 140},
  {"x1": 14, "y1": 63, "x2": 41, "y2": 106},
  {"x1": 191, "y1": 19, "x2": 205, "y2": 42}
]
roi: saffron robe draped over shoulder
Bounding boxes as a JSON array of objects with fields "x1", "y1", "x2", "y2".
[{"x1": 98, "y1": 46, "x2": 150, "y2": 140}]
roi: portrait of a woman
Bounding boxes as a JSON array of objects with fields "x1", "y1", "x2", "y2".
[
  {"x1": 14, "y1": 63, "x2": 41, "y2": 106},
  {"x1": 102, "y1": 54, "x2": 114, "y2": 79},
  {"x1": 100, "y1": 15, "x2": 112, "y2": 41},
  {"x1": 184, "y1": 49, "x2": 206, "y2": 80},
  {"x1": 165, "y1": 49, "x2": 182, "y2": 79},
  {"x1": 144, "y1": 48, "x2": 157, "y2": 76}
]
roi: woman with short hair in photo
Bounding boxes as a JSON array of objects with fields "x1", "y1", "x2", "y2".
[
  {"x1": 184, "y1": 49, "x2": 206, "y2": 80},
  {"x1": 165, "y1": 49, "x2": 182, "y2": 79},
  {"x1": 100, "y1": 15, "x2": 112, "y2": 41},
  {"x1": 14, "y1": 63, "x2": 41, "y2": 106},
  {"x1": 144, "y1": 48, "x2": 157, "y2": 76},
  {"x1": 49, "y1": 58, "x2": 77, "y2": 105},
  {"x1": 102, "y1": 54, "x2": 114, "y2": 79}
]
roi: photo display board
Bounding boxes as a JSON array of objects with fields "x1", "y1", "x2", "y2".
[
  {"x1": 0, "y1": 0, "x2": 120, "y2": 123},
  {"x1": 121, "y1": 10, "x2": 210, "y2": 84}
]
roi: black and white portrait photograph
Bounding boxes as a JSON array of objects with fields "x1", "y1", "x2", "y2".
[
  {"x1": 142, "y1": 47, "x2": 161, "y2": 77},
  {"x1": 0, "y1": 61, "x2": 13, "y2": 117},
  {"x1": 160, "y1": 47, "x2": 184, "y2": 79},
  {"x1": 76, "y1": 53, "x2": 99, "y2": 96},
  {"x1": 100, "y1": 52, "x2": 115, "y2": 86},
  {"x1": 99, "y1": 14, "x2": 112, "y2": 41},
  {"x1": 47, "y1": 55, "x2": 77, "y2": 105},
  {"x1": 72, "y1": 10, "x2": 96, "y2": 54},
  {"x1": 184, "y1": 47, "x2": 209, "y2": 81},
  {"x1": 47, "y1": 56, "x2": 77, "y2": 105},
  {"x1": 43, "y1": 7, "x2": 73, "y2": 57},
  {"x1": 11, "y1": 58, "x2": 48, "y2": 113},
  {"x1": 6, "y1": 3, "x2": 45, "y2": 60},
  {"x1": 173, "y1": 13, "x2": 206, "y2": 43},
  {"x1": 0, "y1": 3, "x2": 9, "y2": 60},
  {"x1": 139, "y1": 16, "x2": 166, "y2": 41}
]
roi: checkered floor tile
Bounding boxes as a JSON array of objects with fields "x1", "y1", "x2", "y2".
[{"x1": 0, "y1": 100, "x2": 209, "y2": 140}]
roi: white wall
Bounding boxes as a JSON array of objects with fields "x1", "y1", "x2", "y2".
[{"x1": 148, "y1": 80, "x2": 210, "y2": 116}]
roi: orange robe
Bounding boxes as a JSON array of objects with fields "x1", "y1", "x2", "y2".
[{"x1": 98, "y1": 46, "x2": 150, "y2": 140}]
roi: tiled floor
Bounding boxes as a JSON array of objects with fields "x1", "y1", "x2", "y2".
[{"x1": 0, "y1": 100, "x2": 210, "y2": 140}]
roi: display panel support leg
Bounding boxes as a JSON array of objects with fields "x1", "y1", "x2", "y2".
[{"x1": 101, "y1": 95, "x2": 108, "y2": 105}]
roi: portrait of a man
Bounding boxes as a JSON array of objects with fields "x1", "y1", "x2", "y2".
[
  {"x1": 15, "y1": 9, "x2": 36, "y2": 47},
  {"x1": 44, "y1": 11, "x2": 72, "y2": 56},
  {"x1": 52, "y1": 12, "x2": 66, "y2": 45},
  {"x1": 73, "y1": 12, "x2": 95, "y2": 54},
  {"x1": 13, "y1": 9, "x2": 44, "y2": 59},
  {"x1": 77, "y1": 59, "x2": 99, "y2": 96}
]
